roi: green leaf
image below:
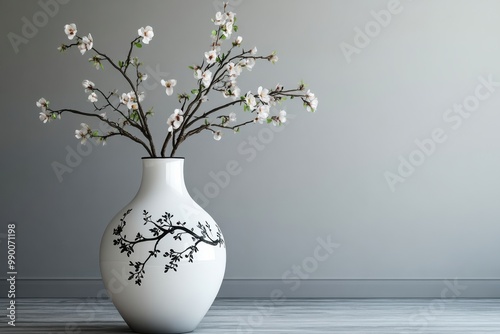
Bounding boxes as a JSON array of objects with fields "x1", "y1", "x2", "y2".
[
  {"x1": 243, "y1": 104, "x2": 250, "y2": 112},
  {"x1": 234, "y1": 25, "x2": 238, "y2": 32},
  {"x1": 191, "y1": 89, "x2": 199, "y2": 95},
  {"x1": 92, "y1": 130, "x2": 99, "y2": 137},
  {"x1": 118, "y1": 60, "x2": 123, "y2": 68},
  {"x1": 266, "y1": 118, "x2": 272, "y2": 124},
  {"x1": 234, "y1": 127, "x2": 240, "y2": 133},
  {"x1": 204, "y1": 119, "x2": 209, "y2": 125},
  {"x1": 211, "y1": 30, "x2": 217, "y2": 36},
  {"x1": 100, "y1": 63, "x2": 104, "y2": 70},
  {"x1": 188, "y1": 65, "x2": 194, "y2": 70},
  {"x1": 134, "y1": 42, "x2": 142, "y2": 48},
  {"x1": 220, "y1": 35, "x2": 226, "y2": 40}
]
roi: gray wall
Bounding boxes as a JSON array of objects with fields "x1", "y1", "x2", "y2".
[{"x1": 1, "y1": 0, "x2": 500, "y2": 297}]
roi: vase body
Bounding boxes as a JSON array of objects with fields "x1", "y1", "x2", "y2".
[{"x1": 100, "y1": 158, "x2": 226, "y2": 334}]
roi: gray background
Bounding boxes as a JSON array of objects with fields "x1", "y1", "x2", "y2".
[{"x1": 1, "y1": 0, "x2": 500, "y2": 297}]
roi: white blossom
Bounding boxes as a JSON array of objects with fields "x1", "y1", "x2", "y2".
[
  {"x1": 138, "y1": 26, "x2": 154, "y2": 44},
  {"x1": 226, "y1": 12, "x2": 236, "y2": 24},
  {"x1": 305, "y1": 89, "x2": 318, "y2": 112},
  {"x1": 234, "y1": 36, "x2": 243, "y2": 46},
  {"x1": 205, "y1": 50, "x2": 218, "y2": 65},
  {"x1": 257, "y1": 86, "x2": 270, "y2": 104},
  {"x1": 213, "y1": 12, "x2": 226, "y2": 26},
  {"x1": 82, "y1": 80, "x2": 95, "y2": 93},
  {"x1": 100, "y1": 112, "x2": 107, "y2": 119},
  {"x1": 88, "y1": 92, "x2": 98, "y2": 103},
  {"x1": 161, "y1": 79, "x2": 177, "y2": 96},
  {"x1": 222, "y1": 21, "x2": 233, "y2": 38},
  {"x1": 232, "y1": 85, "x2": 241, "y2": 99},
  {"x1": 250, "y1": 47, "x2": 257, "y2": 55},
  {"x1": 39, "y1": 111, "x2": 51, "y2": 123},
  {"x1": 270, "y1": 54, "x2": 279, "y2": 64},
  {"x1": 120, "y1": 93, "x2": 129, "y2": 105},
  {"x1": 213, "y1": 131, "x2": 222, "y2": 141},
  {"x1": 137, "y1": 91, "x2": 145, "y2": 102},
  {"x1": 256, "y1": 104, "x2": 270, "y2": 124},
  {"x1": 229, "y1": 112, "x2": 237, "y2": 122},
  {"x1": 272, "y1": 110, "x2": 287, "y2": 126},
  {"x1": 201, "y1": 70, "x2": 212, "y2": 87},
  {"x1": 78, "y1": 33, "x2": 93, "y2": 55},
  {"x1": 194, "y1": 69, "x2": 203, "y2": 79},
  {"x1": 64, "y1": 23, "x2": 77, "y2": 40},
  {"x1": 167, "y1": 109, "x2": 184, "y2": 132},
  {"x1": 125, "y1": 91, "x2": 139, "y2": 110},
  {"x1": 36, "y1": 98, "x2": 49, "y2": 112},
  {"x1": 75, "y1": 123, "x2": 91, "y2": 144},
  {"x1": 245, "y1": 58, "x2": 255, "y2": 71},
  {"x1": 245, "y1": 91, "x2": 257, "y2": 111}
]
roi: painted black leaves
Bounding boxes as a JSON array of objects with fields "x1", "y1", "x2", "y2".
[{"x1": 112, "y1": 209, "x2": 224, "y2": 286}]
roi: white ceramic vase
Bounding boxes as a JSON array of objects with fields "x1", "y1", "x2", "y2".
[{"x1": 100, "y1": 158, "x2": 226, "y2": 333}]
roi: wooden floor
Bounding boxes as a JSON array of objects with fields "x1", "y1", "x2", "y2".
[{"x1": 2, "y1": 298, "x2": 500, "y2": 333}]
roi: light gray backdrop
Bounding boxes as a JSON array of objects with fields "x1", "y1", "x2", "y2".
[{"x1": 1, "y1": 0, "x2": 500, "y2": 297}]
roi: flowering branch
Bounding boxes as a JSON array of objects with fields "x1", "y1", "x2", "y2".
[{"x1": 36, "y1": 3, "x2": 318, "y2": 158}]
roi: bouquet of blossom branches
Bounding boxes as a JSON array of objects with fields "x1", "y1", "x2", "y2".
[{"x1": 35, "y1": 4, "x2": 318, "y2": 157}]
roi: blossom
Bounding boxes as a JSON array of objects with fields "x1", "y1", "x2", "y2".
[
  {"x1": 232, "y1": 85, "x2": 241, "y2": 99},
  {"x1": 39, "y1": 111, "x2": 51, "y2": 123},
  {"x1": 229, "y1": 112, "x2": 237, "y2": 122},
  {"x1": 120, "y1": 93, "x2": 130, "y2": 105},
  {"x1": 227, "y1": 62, "x2": 242, "y2": 78},
  {"x1": 201, "y1": 70, "x2": 212, "y2": 87},
  {"x1": 160, "y1": 79, "x2": 177, "y2": 96},
  {"x1": 222, "y1": 21, "x2": 233, "y2": 38},
  {"x1": 88, "y1": 92, "x2": 98, "y2": 103},
  {"x1": 75, "y1": 123, "x2": 91, "y2": 144},
  {"x1": 167, "y1": 109, "x2": 184, "y2": 132},
  {"x1": 213, "y1": 12, "x2": 226, "y2": 26},
  {"x1": 234, "y1": 36, "x2": 242, "y2": 46},
  {"x1": 304, "y1": 89, "x2": 318, "y2": 112},
  {"x1": 121, "y1": 91, "x2": 141, "y2": 110},
  {"x1": 250, "y1": 47, "x2": 257, "y2": 55},
  {"x1": 205, "y1": 50, "x2": 218, "y2": 65},
  {"x1": 138, "y1": 26, "x2": 154, "y2": 44},
  {"x1": 82, "y1": 80, "x2": 95, "y2": 93},
  {"x1": 226, "y1": 12, "x2": 236, "y2": 23},
  {"x1": 100, "y1": 112, "x2": 107, "y2": 119},
  {"x1": 213, "y1": 131, "x2": 222, "y2": 141},
  {"x1": 245, "y1": 91, "x2": 257, "y2": 111},
  {"x1": 272, "y1": 110, "x2": 286, "y2": 126},
  {"x1": 138, "y1": 73, "x2": 148, "y2": 81},
  {"x1": 245, "y1": 58, "x2": 255, "y2": 71},
  {"x1": 36, "y1": 98, "x2": 49, "y2": 111},
  {"x1": 64, "y1": 23, "x2": 77, "y2": 40},
  {"x1": 78, "y1": 33, "x2": 93, "y2": 55},
  {"x1": 257, "y1": 86, "x2": 270, "y2": 104},
  {"x1": 270, "y1": 54, "x2": 279, "y2": 64},
  {"x1": 194, "y1": 69, "x2": 203, "y2": 79},
  {"x1": 256, "y1": 104, "x2": 270, "y2": 124}
]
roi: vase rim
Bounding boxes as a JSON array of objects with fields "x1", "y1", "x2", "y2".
[{"x1": 141, "y1": 157, "x2": 185, "y2": 160}]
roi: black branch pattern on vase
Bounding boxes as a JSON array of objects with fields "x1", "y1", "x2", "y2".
[{"x1": 112, "y1": 208, "x2": 224, "y2": 286}]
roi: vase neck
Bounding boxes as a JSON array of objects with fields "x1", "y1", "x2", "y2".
[{"x1": 138, "y1": 159, "x2": 189, "y2": 195}]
